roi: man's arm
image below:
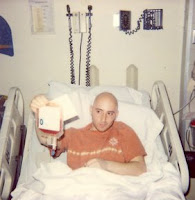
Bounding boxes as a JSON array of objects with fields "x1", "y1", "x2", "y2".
[{"x1": 85, "y1": 156, "x2": 146, "y2": 176}]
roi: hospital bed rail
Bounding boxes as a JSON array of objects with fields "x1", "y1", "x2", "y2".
[
  {"x1": 151, "y1": 81, "x2": 189, "y2": 194},
  {"x1": 0, "y1": 87, "x2": 26, "y2": 200}
]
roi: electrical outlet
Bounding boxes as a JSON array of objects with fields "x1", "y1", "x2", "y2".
[{"x1": 120, "y1": 10, "x2": 131, "y2": 31}]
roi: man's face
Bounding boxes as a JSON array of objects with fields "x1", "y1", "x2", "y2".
[{"x1": 90, "y1": 94, "x2": 118, "y2": 132}]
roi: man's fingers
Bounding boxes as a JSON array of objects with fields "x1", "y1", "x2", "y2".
[
  {"x1": 30, "y1": 95, "x2": 49, "y2": 113},
  {"x1": 34, "y1": 95, "x2": 49, "y2": 105},
  {"x1": 86, "y1": 159, "x2": 99, "y2": 167}
]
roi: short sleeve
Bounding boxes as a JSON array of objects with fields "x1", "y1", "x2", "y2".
[
  {"x1": 118, "y1": 122, "x2": 146, "y2": 162},
  {"x1": 60, "y1": 128, "x2": 73, "y2": 150}
]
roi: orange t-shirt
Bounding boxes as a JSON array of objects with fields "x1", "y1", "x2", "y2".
[{"x1": 60, "y1": 121, "x2": 146, "y2": 169}]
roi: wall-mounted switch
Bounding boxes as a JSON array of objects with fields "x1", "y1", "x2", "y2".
[{"x1": 113, "y1": 13, "x2": 120, "y2": 28}]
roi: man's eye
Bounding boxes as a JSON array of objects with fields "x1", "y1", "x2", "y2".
[{"x1": 108, "y1": 112, "x2": 114, "y2": 116}]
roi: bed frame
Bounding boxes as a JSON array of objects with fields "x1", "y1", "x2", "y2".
[
  {"x1": 0, "y1": 81, "x2": 190, "y2": 200},
  {"x1": 0, "y1": 88, "x2": 26, "y2": 200},
  {"x1": 151, "y1": 81, "x2": 189, "y2": 194}
]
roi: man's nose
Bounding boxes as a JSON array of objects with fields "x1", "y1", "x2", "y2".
[{"x1": 101, "y1": 113, "x2": 107, "y2": 122}]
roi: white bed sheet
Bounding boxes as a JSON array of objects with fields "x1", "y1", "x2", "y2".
[{"x1": 12, "y1": 139, "x2": 185, "y2": 200}]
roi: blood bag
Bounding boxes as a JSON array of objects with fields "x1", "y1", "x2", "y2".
[{"x1": 36, "y1": 105, "x2": 63, "y2": 156}]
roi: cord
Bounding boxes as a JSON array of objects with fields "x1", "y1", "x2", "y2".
[
  {"x1": 189, "y1": 89, "x2": 195, "y2": 111},
  {"x1": 78, "y1": 33, "x2": 83, "y2": 85},
  {"x1": 174, "y1": 89, "x2": 195, "y2": 115},
  {"x1": 66, "y1": 5, "x2": 76, "y2": 84},
  {"x1": 85, "y1": 5, "x2": 92, "y2": 87},
  {"x1": 66, "y1": 5, "x2": 92, "y2": 86},
  {"x1": 125, "y1": 14, "x2": 143, "y2": 35}
]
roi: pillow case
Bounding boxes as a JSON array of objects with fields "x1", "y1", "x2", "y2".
[
  {"x1": 47, "y1": 81, "x2": 151, "y2": 107},
  {"x1": 117, "y1": 102, "x2": 163, "y2": 164}
]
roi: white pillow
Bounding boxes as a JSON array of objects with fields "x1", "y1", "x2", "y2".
[
  {"x1": 47, "y1": 81, "x2": 150, "y2": 106},
  {"x1": 64, "y1": 91, "x2": 92, "y2": 129},
  {"x1": 117, "y1": 102, "x2": 163, "y2": 145},
  {"x1": 117, "y1": 102, "x2": 163, "y2": 164}
]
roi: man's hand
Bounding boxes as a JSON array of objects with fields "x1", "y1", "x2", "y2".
[
  {"x1": 48, "y1": 140, "x2": 64, "y2": 158},
  {"x1": 30, "y1": 94, "x2": 49, "y2": 113},
  {"x1": 85, "y1": 156, "x2": 146, "y2": 176},
  {"x1": 85, "y1": 158, "x2": 107, "y2": 169},
  {"x1": 31, "y1": 95, "x2": 63, "y2": 152}
]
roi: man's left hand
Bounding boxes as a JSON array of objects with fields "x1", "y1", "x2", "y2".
[{"x1": 85, "y1": 158, "x2": 107, "y2": 170}]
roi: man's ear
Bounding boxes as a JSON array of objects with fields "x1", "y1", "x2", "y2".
[
  {"x1": 90, "y1": 105, "x2": 93, "y2": 115},
  {"x1": 115, "y1": 110, "x2": 119, "y2": 119}
]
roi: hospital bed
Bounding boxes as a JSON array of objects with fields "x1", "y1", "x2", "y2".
[{"x1": 0, "y1": 68, "x2": 190, "y2": 200}]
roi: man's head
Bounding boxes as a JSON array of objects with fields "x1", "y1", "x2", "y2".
[{"x1": 90, "y1": 92, "x2": 119, "y2": 132}]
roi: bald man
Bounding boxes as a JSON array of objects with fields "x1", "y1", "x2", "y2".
[{"x1": 30, "y1": 92, "x2": 146, "y2": 176}]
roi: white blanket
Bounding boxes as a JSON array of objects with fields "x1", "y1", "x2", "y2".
[{"x1": 11, "y1": 160, "x2": 185, "y2": 200}]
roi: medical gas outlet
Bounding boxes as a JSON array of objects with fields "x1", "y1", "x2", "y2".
[
  {"x1": 67, "y1": 5, "x2": 93, "y2": 34},
  {"x1": 72, "y1": 12, "x2": 87, "y2": 33}
]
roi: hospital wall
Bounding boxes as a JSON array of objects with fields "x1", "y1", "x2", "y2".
[{"x1": 0, "y1": 0, "x2": 185, "y2": 124}]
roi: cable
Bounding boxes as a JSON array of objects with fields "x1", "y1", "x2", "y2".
[
  {"x1": 78, "y1": 33, "x2": 83, "y2": 85},
  {"x1": 188, "y1": 89, "x2": 195, "y2": 111},
  {"x1": 85, "y1": 5, "x2": 92, "y2": 87},
  {"x1": 125, "y1": 14, "x2": 143, "y2": 35},
  {"x1": 66, "y1": 5, "x2": 93, "y2": 86},
  {"x1": 174, "y1": 89, "x2": 195, "y2": 115},
  {"x1": 66, "y1": 5, "x2": 75, "y2": 84}
]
